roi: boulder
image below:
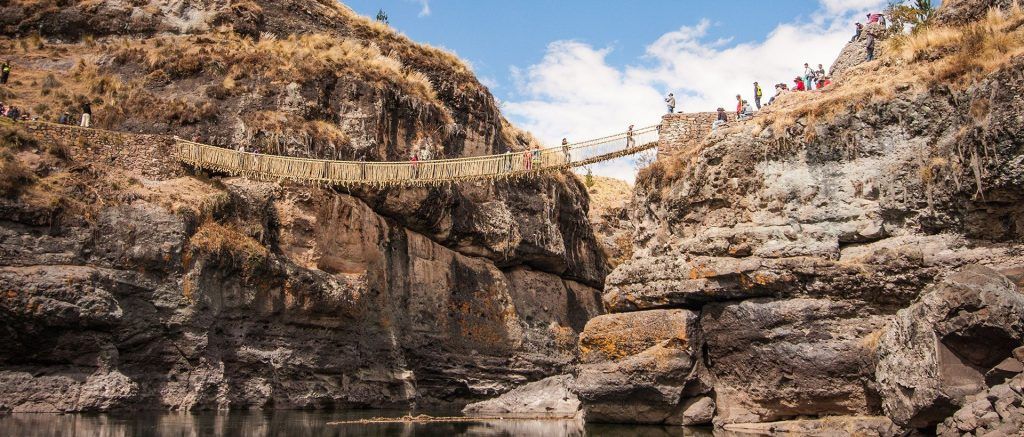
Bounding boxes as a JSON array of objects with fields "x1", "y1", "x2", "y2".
[
  {"x1": 935, "y1": 0, "x2": 1018, "y2": 25},
  {"x1": 702, "y1": 298, "x2": 888, "y2": 424},
  {"x1": 573, "y1": 310, "x2": 702, "y2": 424},
  {"x1": 876, "y1": 265, "x2": 1024, "y2": 429},
  {"x1": 723, "y1": 416, "x2": 902, "y2": 437},
  {"x1": 937, "y1": 374, "x2": 1024, "y2": 436},
  {"x1": 462, "y1": 375, "x2": 580, "y2": 418},
  {"x1": 680, "y1": 396, "x2": 715, "y2": 426}
]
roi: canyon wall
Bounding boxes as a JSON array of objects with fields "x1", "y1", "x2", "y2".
[{"x1": 0, "y1": 0, "x2": 610, "y2": 412}]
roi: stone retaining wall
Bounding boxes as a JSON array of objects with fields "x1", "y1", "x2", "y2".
[
  {"x1": 20, "y1": 122, "x2": 184, "y2": 178},
  {"x1": 657, "y1": 112, "x2": 734, "y2": 159}
]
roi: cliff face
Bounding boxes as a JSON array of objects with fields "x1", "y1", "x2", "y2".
[
  {"x1": 573, "y1": 1, "x2": 1024, "y2": 432},
  {"x1": 0, "y1": 1, "x2": 608, "y2": 412}
]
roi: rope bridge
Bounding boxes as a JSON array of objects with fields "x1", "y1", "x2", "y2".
[{"x1": 174, "y1": 125, "x2": 660, "y2": 187}]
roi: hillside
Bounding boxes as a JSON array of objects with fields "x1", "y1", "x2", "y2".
[
  {"x1": 464, "y1": 1, "x2": 1024, "y2": 434},
  {"x1": 599, "y1": 1, "x2": 1024, "y2": 432},
  {"x1": 0, "y1": 0, "x2": 609, "y2": 412}
]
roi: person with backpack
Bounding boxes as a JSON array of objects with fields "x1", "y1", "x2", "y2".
[
  {"x1": 80, "y1": 101, "x2": 92, "y2": 127},
  {"x1": 0, "y1": 61, "x2": 10, "y2": 84},
  {"x1": 753, "y1": 82, "x2": 763, "y2": 109},
  {"x1": 664, "y1": 93, "x2": 676, "y2": 114}
]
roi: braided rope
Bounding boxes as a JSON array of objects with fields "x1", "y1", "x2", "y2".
[
  {"x1": 18, "y1": 120, "x2": 661, "y2": 188},
  {"x1": 174, "y1": 125, "x2": 660, "y2": 187}
]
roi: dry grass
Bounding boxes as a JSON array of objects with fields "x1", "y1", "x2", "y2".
[
  {"x1": 757, "y1": 4, "x2": 1024, "y2": 141},
  {"x1": 499, "y1": 119, "x2": 541, "y2": 152},
  {"x1": 238, "y1": 111, "x2": 353, "y2": 157},
  {"x1": 119, "y1": 31, "x2": 447, "y2": 109},
  {"x1": 0, "y1": 123, "x2": 37, "y2": 198},
  {"x1": 188, "y1": 221, "x2": 270, "y2": 270}
]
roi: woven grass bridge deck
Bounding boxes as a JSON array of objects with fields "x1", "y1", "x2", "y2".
[{"x1": 174, "y1": 124, "x2": 661, "y2": 187}]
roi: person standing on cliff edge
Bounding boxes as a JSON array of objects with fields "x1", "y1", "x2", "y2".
[
  {"x1": 665, "y1": 93, "x2": 676, "y2": 114},
  {"x1": 753, "y1": 82, "x2": 763, "y2": 109}
]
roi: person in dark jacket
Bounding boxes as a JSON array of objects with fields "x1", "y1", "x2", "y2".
[
  {"x1": 80, "y1": 101, "x2": 92, "y2": 127},
  {"x1": 866, "y1": 34, "x2": 876, "y2": 61},
  {"x1": 852, "y1": 23, "x2": 864, "y2": 42},
  {"x1": 0, "y1": 61, "x2": 10, "y2": 84}
]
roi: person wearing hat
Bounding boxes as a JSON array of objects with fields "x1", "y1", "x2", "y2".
[{"x1": 712, "y1": 107, "x2": 728, "y2": 132}]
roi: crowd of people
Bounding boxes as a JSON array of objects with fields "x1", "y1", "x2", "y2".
[{"x1": 665, "y1": 12, "x2": 886, "y2": 133}]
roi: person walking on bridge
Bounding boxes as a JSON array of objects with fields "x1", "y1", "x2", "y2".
[
  {"x1": 665, "y1": 93, "x2": 676, "y2": 114},
  {"x1": 753, "y1": 82, "x2": 763, "y2": 109},
  {"x1": 410, "y1": 146, "x2": 420, "y2": 178},
  {"x1": 561, "y1": 138, "x2": 571, "y2": 164},
  {"x1": 531, "y1": 144, "x2": 542, "y2": 169},
  {"x1": 626, "y1": 125, "x2": 635, "y2": 148}
]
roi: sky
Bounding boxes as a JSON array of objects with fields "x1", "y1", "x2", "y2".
[{"x1": 342, "y1": 0, "x2": 898, "y2": 181}]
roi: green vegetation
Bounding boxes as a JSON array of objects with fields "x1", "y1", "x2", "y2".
[{"x1": 887, "y1": 0, "x2": 938, "y2": 33}]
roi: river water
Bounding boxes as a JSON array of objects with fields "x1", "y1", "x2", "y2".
[{"x1": 0, "y1": 410, "x2": 718, "y2": 436}]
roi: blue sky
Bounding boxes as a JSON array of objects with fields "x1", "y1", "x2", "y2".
[
  {"x1": 344, "y1": 1, "x2": 813, "y2": 95},
  {"x1": 342, "y1": 0, "x2": 901, "y2": 180}
]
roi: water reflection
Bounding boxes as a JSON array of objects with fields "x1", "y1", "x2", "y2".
[{"x1": 0, "y1": 411, "x2": 717, "y2": 437}]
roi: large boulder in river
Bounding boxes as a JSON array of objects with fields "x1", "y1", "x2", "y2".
[
  {"x1": 462, "y1": 375, "x2": 581, "y2": 418},
  {"x1": 573, "y1": 309, "x2": 703, "y2": 424},
  {"x1": 876, "y1": 265, "x2": 1024, "y2": 429},
  {"x1": 702, "y1": 298, "x2": 888, "y2": 425}
]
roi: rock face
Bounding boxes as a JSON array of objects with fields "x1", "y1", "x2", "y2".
[
  {"x1": 585, "y1": 176, "x2": 634, "y2": 268},
  {"x1": 937, "y1": 373, "x2": 1024, "y2": 436},
  {"x1": 573, "y1": 310, "x2": 702, "y2": 425},
  {"x1": 876, "y1": 265, "x2": 1024, "y2": 428},
  {"x1": 572, "y1": 0, "x2": 1024, "y2": 430},
  {"x1": 0, "y1": 0, "x2": 610, "y2": 412}
]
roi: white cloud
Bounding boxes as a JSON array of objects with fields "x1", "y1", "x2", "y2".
[
  {"x1": 408, "y1": 0, "x2": 431, "y2": 17},
  {"x1": 505, "y1": 3, "x2": 877, "y2": 182},
  {"x1": 819, "y1": 0, "x2": 888, "y2": 15}
]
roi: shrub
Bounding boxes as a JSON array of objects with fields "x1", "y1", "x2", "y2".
[{"x1": 0, "y1": 152, "x2": 33, "y2": 198}]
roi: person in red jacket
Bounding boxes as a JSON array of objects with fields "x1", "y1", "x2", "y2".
[
  {"x1": 794, "y1": 77, "x2": 806, "y2": 91},
  {"x1": 735, "y1": 94, "x2": 743, "y2": 116}
]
